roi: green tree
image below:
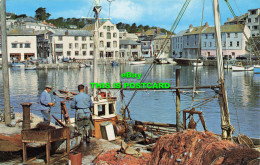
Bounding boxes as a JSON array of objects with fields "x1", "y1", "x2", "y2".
[{"x1": 35, "y1": 7, "x2": 51, "y2": 21}]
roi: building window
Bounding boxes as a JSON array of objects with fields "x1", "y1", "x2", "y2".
[
  {"x1": 100, "y1": 32, "x2": 104, "y2": 37},
  {"x1": 74, "y1": 36, "x2": 78, "y2": 41},
  {"x1": 204, "y1": 42, "x2": 206, "y2": 47},
  {"x1": 227, "y1": 33, "x2": 230, "y2": 38},
  {"x1": 25, "y1": 43, "x2": 31, "y2": 48},
  {"x1": 124, "y1": 45, "x2": 127, "y2": 49},
  {"x1": 107, "y1": 26, "x2": 110, "y2": 31},
  {"x1": 248, "y1": 18, "x2": 251, "y2": 23},
  {"x1": 19, "y1": 43, "x2": 23, "y2": 48},
  {"x1": 205, "y1": 34, "x2": 208, "y2": 39},
  {"x1": 103, "y1": 26, "x2": 106, "y2": 30},
  {"x1": 90, "y1": 43, "x2": 93, "y2": 48},
  {"x1": 100, "y1": 41, "x2": 104, "y2": 47},
  {"x1": 75, "y1": 51, "x2": 79, "y2": 56},
  {"x1": 107, "y1": 42, "x2": 111, "y2": 48},
  {"x1": 12, "y1": 43, "x2": 17, "y2": 48},
  {"x1": 111, "y1": 26, "x2": 114, "y2": 30},
  {"x1": 253, "y1": 26, "x2": 258, "y2": 30},
  {"x1": 82, "y1": 44, "x2": 87, "y2": 49},
  {"x1": 82, "y1": 37, "x2": 86, "y2": 41},
  {"x1": 237, "y1": 41, "x2": 239, "y2": 47},
  {"x1": 90, "y1": 51, "x2": 93, "y2": 56},
  {"x1": 58, "y1": 36, "x2": 63, "y2": 41},
  {"x1": 56, "y1": 52, "x2": 63, "y2": 56},
  {"x1": 230, "y1": 41, "x2": 232, "y2": 47},
  {"x1": 67, "y1": 51, "x2": 71, "y2": 56},
  {"x1": 255, "y1": 18, "x2": 258, "y2": 23},
  {"x1": 209, "y1": 42, "x2": 212, "y2": 47},
  {"x1": 75, "y1": 43, "x2": 78, "y2": 48},
  {"x1": 113, "y1": 41, "x2": 117, "y2": 48},
  {"x1": 235, "y1": 33, "x2": 238, "y2": 38},
  {"x1": 107, "y1": 32, "x2": 111, "y2": 39},
  {"x1": 100, "y1": 51, "x2": 103, "y2": 57},
  {"x1": 248, "y1": 26, "x2": 250, "y2": 29},
  {"x1": 69, "y1": 43, "x2": 72, "y2": 49},
  {"x1": 55, "y1": 44, "x2": 63, "y2": 48},
  {"x1": 113, "y1": 33, "x2": 117, "y2": 38},
  {"x1": 223, "y1": 42, "x2": 226, "y2": 47},
  {"x1": 251, "y1": 10, "x2": 256, "y2": 15},
  {"x1": 82, "y1": 51, "x2": 86, "y2": 56}
]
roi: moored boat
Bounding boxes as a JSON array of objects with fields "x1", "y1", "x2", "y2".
[
  {"x1": 232, "y1": 62, "x2": 254, "y2": 71},
  {"x1": 129, "y1": 61, "x2": 146, "y2": 65},
  {"x1": 254, "y1": 65, "x2": 260, "y2": 74},
  {"x1": 11, "y1": 62, "x2": 24, "y2": 67},
  {"x1": 192, "y1": 61, "x2": 203, "y2": 66}
]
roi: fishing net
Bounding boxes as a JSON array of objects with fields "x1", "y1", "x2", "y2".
[
  {"x1": 149, "y1": 130, "x2": 260, "y2": 165},
  {"x1": 93, "y1": 149, "x2": 151, "y2": 165}
]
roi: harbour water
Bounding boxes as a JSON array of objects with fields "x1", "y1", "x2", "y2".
[{"x1": 0, "y1": 64, "x2": 259, "y2": 138}]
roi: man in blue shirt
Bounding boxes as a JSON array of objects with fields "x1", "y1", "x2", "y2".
[
  {"x1": 39, "y1": 85, "x2": 55, "y2": 124},
  {"x1": 71, "y1": 84, "x2": 93, "y2": 142}
]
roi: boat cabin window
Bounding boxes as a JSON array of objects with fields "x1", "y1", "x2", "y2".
[
  {"x1": 98, "y1": 104, "x2": 106, "y2": 116},
  {"x1": 109, "y1": 103, "x2": 115, "y2": 115}
]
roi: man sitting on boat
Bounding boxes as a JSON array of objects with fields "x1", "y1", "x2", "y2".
[
  {"x1": 71, "y1": 84, "x2": 93, "y2": 143},
  {"x1": 39, "y1": 85, "x2": 55, "y2": 125}
]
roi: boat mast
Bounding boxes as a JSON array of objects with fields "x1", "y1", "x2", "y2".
[
  {"x1": 93, "y1": 0, "x2": 101, "y2": 98},
  {"x1": 1, "y1": 0, "x2": 11, "y2": 125},
  {"x1": 213, "y1": 0, "x2": 232, "y2": 140}
]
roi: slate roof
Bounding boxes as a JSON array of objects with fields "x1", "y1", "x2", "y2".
[
  {"x1": 120, "y1": 39, "x2": 140, "y2": 45},
  {"x1": 52, "y1": 29, "x2": 93, "y2": 36},
  {"x1": 7, "y1": 28, "x2": 37, "y2": 36},
  {"x1": 202, "y1": 24, "x2": 245, "y2": 33}
]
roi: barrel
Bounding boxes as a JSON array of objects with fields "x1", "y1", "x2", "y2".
[{"x1": 69, "y1": 152, "x2": 82, "y2": 165}]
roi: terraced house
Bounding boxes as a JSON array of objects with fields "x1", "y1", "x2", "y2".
[
  {"x1": 83, "y1": 20, "x2": 119, "y2": 60},
  {"x1": 201, "y1": 24, "x2": 250, "y2": 58}
]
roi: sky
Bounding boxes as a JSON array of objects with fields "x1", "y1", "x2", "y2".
[{"x1": 5, "y1": 0, "x2": 259, "y2": 32}]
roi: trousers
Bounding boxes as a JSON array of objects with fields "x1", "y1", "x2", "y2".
[
  {"x1": 76, "y1": 109, "x2": 93, "y2": 136},
  {"x1": 41, "y1": 110, "x2": 50, "y2": 124}
]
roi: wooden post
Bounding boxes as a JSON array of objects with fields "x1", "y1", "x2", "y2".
[
  {"x1": 46, "y1": 133, "x2": 51, "y2": 164},
  {"x1": 1, "y1": 0, "x2": 11, "y2": 125},
  {"x1": 213, "y1": 0, "x2": 232, "y2": 140},
  {"x1": 66, "y1": 127, "x2": 70, "y2": 154},
  {"x1": 22, "y1": 143, "x2": 27, "y2": 163},
  {"x1": 176, "y1": 68, "x2": 181, "y2": 132},
  {"x1": 21, "y1": 103, "x2": 32, "y2": 130}
]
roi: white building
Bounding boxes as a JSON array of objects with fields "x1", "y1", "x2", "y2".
[
  {"x1": 51, "y1": 29, "x2": 94, "y2": 60},
  {"x1": 7, "y1": 28, "x2": 37, "y2": 62},
  {"x1": 83, "y1": 20, "x2": 120, "y2": 60},
  {"x1": 246, "y1": 8, "x2": 260, "y2": 37}
]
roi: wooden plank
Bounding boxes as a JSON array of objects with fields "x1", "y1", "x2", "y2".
[{"x1": 22, "y1": 143, "x2": 27, "y2": 163}]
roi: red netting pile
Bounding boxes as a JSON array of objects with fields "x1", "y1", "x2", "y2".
[
  {"x1": 148, "y1": 130, "x2": 260, "y2": 165},
  {"x1": 93, "y1": 149, "x2": 152, "y2": 165}
]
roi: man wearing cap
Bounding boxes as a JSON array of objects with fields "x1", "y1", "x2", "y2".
[
  {"x1": 71, "y1": 84, "x2": 93, "y2": 142},
  {"x1": 39, "y1": 85, "x2": 55, "y2": 124}
]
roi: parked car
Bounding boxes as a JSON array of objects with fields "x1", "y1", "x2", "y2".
[
  {"x1": 236, "y1": 55, "x2": 247, "y2": 60},
  {"x1": 63, "y1": 57, "x2": 70, "y2": 62},
  {"x1": 223, "y1": 55, "x2": 232, "y2": 60},
  {"x1": 207, "y1": 56, "x2": 216, "y2": 60}
]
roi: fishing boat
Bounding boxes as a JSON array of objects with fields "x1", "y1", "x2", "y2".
[
  {"x1": 25, "y1": 65, "x2": 36, "y2": 70},
  {"x1": 232, "y1": 62, "x2": 254, "y2": 71},
  {"x1": 79, "y1": 63, "x2": 86, "y2": 68},
  {"x1": 129, "y1": 60, "x2": 146, "y2": 65},
  {"x1": 153, "y1": 58, "x2": 170, "y2": 64},
  {"x1": 254, "y1": 65, "x2": 260, "y2": 74},
  {"x1": 192, "y1": 61, "x2": 203, "y2": 66},
  {"x1": 11, "y1": 62, "x2": 24, "y2": 67}
]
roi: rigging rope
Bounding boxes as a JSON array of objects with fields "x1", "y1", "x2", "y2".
[
  {"x1": 191, "y1": 0, "x2": 205, "y2": 108},
  {"x1": 123, "y1": 0, "x2": 192, "y2": 113}
]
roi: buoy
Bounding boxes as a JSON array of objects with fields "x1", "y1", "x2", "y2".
[{"x1": 69, "y1": 152, "x2": 82, "y2": 165}]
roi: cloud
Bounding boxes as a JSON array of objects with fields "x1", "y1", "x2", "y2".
[{"x1": 108, "y1": 0, "x2": 144, "y2": 22}]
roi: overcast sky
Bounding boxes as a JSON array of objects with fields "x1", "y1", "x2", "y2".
[{"x1": 6, "y1": 0, "x2": 259, "y2": 32}]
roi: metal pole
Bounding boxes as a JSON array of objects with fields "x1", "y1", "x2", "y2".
[
  {"x1": 176, "y1": 68, "x2": 181, "y2": 132},
  {"x1": 93, "y1": 3, "x2": 101, "y2": 98},
  {"x1": 1, "y1": 0, "x2": 11, "y2": 125},
  {"x1": 213, "y1": 0, "x2": 232, "y2": 140}
]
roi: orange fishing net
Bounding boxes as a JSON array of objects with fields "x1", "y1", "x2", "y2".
[
  {"x1": 148, "y1": 130, "x2": 260, "y2": 165},
  {"x1": 93, "y1": 149, "x2": 151, "y2": 165}
]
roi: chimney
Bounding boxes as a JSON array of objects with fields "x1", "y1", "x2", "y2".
[
  {"x1": 65, "y1": 30, "x2": 69, "y2": 36},
  {"x1": 156, "y1": 27, "x2": 161, "y2": 35},
  {"x1": 188, "y1": 24, "x2": 193, "y2": 32},
  {"x1": 205, "y1": 22, "x2": 209, "y2": 27}
]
